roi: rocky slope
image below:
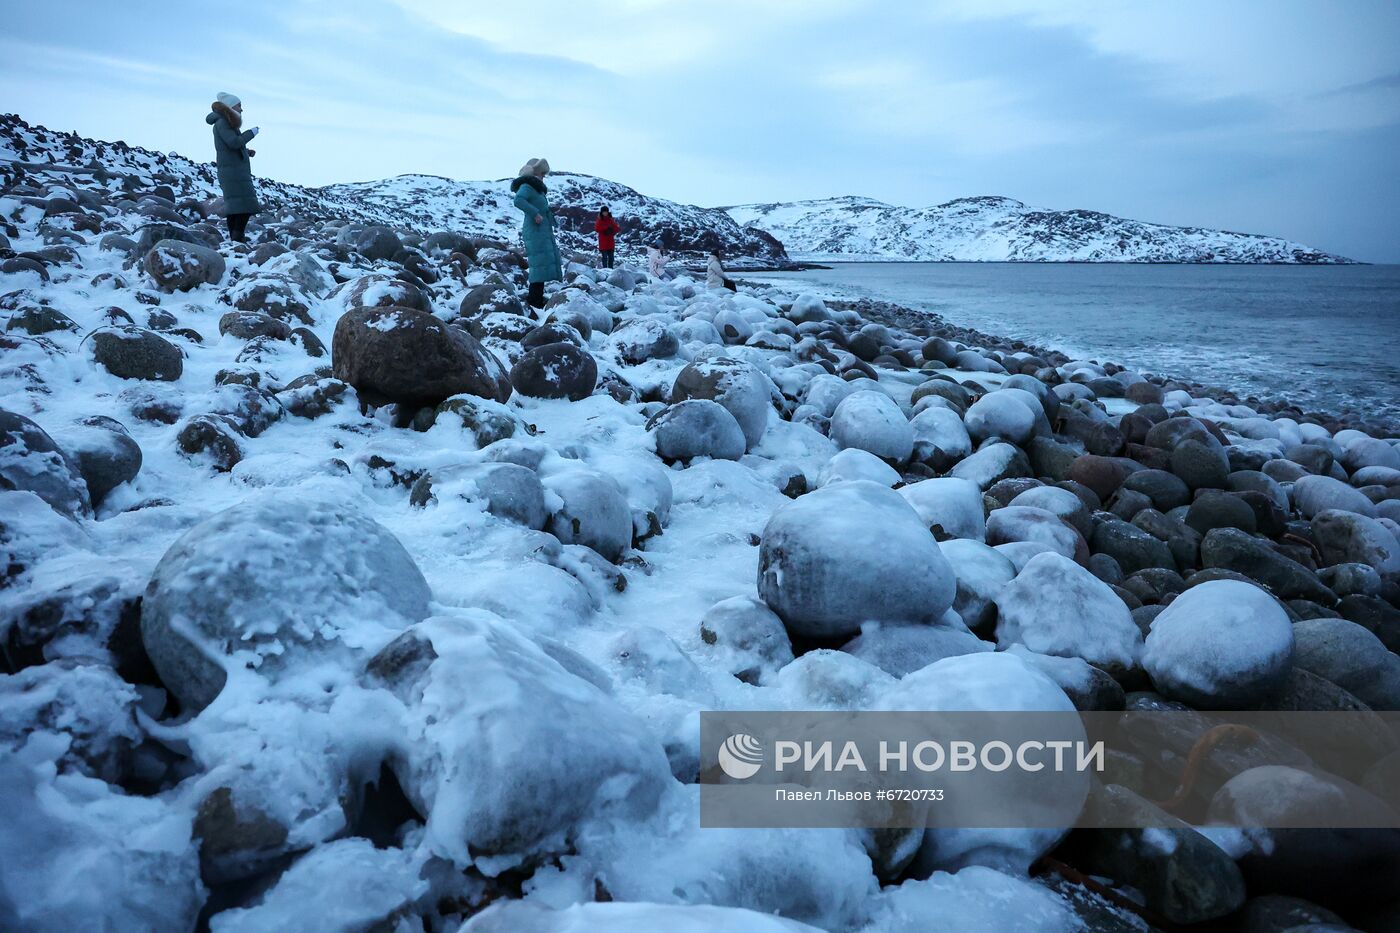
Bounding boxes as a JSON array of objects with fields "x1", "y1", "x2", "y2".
[
  {"x1": 2, "y1": 109, "x2": 1399, "y2": 932},
  {"x1": 725, "y1": 194, "x2": 1353, "y2": 263},
  {"x1": 0, "y1": 113, "x2": 787, "y2": 266}
]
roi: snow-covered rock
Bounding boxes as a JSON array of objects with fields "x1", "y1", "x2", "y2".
[
  {"x1": 758, "y1": 481, "x2": 955, "y2": 639},
  {"x1": 368, "y1": 613, "x2": 670, "y2": 865},
  {"x1": 993, "y1": 552, "x2": 1142, "y2": 670},
  {"x1": 140, "y1": 493, "x2": 433, "y2": 712},
  {"x1": 1142, "y1": 580, "x2": 1294, "y2": 708},
  {"x1": 829, "y1": 390, "x2": 913, "y2": 463},
  {"x1": 897, "y1": 477, "x2": 986, "y2": 542}
]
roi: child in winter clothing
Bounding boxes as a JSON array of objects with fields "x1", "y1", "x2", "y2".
[{"x1": 594, "y1": 207, "x2": 620, "y2": 268}]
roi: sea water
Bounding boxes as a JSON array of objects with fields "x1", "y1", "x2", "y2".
[{"x1": 747, "y1": 263, "x2": 1400, "y2": 426}]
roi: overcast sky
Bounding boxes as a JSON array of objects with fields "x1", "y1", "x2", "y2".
[{"x1": 4, "y1": 0, "x2": 1398, "y2": 260}]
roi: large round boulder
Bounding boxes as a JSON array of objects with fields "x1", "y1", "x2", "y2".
[
  {"x1": 1142, "y1": 580, "x2": 1294, "y2": 708},
  {"x1": 648, "y1": 399, "x2": 746, "y2": 463},
  {"x1": 143, "y1": 239, "x2": 225, "y2": 291},
  {"x1": 964, "y1": 391, "x2": 1036, "y2": 445},
  {"x1": 758, "y1": 480, "x2": 956, "y2": 640},
  {"x1": 352, "y1": 225, "x2": 402, "y2": 261},
  {"x1": 993, "y1": 551, "x2": 1142, "y2": 671},
  {"x1": 0, "y1": 409, "x2": 92, "y2": 518},
  {"x1": 829, "y1": 390, "x2": 913, "y2": 463},
  {"x1": 140, "y1": 494, "x2": 433, "y2": 712},
  {"x1": 1293, "y1": 474, "x2": 1377, "y2": 519},
  {"x1": 335, "y1": 274, "x2": 432, "y2": 313},
  {"x1": 50, "y1": 415, "x2": 142, "y2": 506},
  {"x1": 670, "y1": 358, "x2": 772, "y2": 450},
  {"x1": 609, "y1": 318, "x2": 678, "y2": 364},
  {"x1": 458, "y1": 277, "x2": 527, "y2": 320},
  {"x1": 543, "y1": 469, "x2": 633, "y2": 562},
  {"x1": 88, "y1": 325, "x2": 183, "y2": 381},
  {"x1": 896, "y1": 477, "x2": 985, "y2": 541},
  {"x1": 332, "y1": 306, "x2": 510, "y2": 407},
  {"x1": 1311, "y1": 509, "x2": 1400, "y2": 575},
  {"x1": 509, "y1": 342, "x2": 597, "y2": 401}
]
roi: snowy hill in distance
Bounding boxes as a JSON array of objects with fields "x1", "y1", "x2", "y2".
[
  {"x1": 323, "y1": 172, "x2": 787, "y2": 265},
  {"x1": 725, "y1": 194, "x2": 1353, "y2": 263}
]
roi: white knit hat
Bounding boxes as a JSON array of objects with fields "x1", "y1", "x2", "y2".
[
  {"x1": 216, "y1": 92, "x2": 241, "y2": 108},
  {"x1": 518, "y1": 157, "x2": 549, "y2": 178}
]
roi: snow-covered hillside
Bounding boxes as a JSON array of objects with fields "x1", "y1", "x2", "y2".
[
  {"x1": 325, "y1": 173, "x2": 787, "y2": 266},
  {"x1": 726, "y1": 195, "x2": 1353, "y2": 263},
  {"x1": 0, "y1": 114, "x2": 787, "y2": 266}
]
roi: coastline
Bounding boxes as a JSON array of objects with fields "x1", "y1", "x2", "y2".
[{"x1": 739, "y1": 274, "x2": 1399, "y2": 438}]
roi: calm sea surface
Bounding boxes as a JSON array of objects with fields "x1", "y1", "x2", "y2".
[{"x1": 747, "y1": 263, "x2": 1400, "y2": 426}]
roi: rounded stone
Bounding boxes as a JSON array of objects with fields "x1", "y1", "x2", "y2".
[
  {"x1": 509, "y1": 342, "x2": 598, "y2": 401},
  {"x1": 758, "y1": 480, "x2": 956, "y2": 640}
]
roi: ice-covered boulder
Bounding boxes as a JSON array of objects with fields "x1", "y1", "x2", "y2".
[
  {"x1": 758, "y1": 481, "x2": 955, "y2": 639},
  {"x1": 994, "y1": 552, "x2": 1142, "y2": 670},
  {"x1": 939, "y1": 538, "x2": 1017, "y2": 632},
  {"x1": 829, "y1": 390, "x2": 913, "y2": 463},
  {"x1": 463, "y1": 901, "x2": 826, "y2": 932},
  {"x1": 410, "y1": 462, "x2": 547, "y2": 529},
  {"x1": 897, "y1": 477, "x2": 986, "y2": 541},
  {"x1": 367, "y1": 613, "x2": 669, "y2": 863},
  {"x1": 949, "y1": 442, "x2": 1030, "y2": 489},
  {"x1": 335, "y1": 272, "x2": 431, "y2": 313},
  {"x1": 964, "y1": 391, "x2": 1036, "y2": 445},
  {"x1": 1143, "y1": 580, "x2": 1294, "y2": 708},
  {"x1": 697, "y1": 595, "x2": 794, "y2": 685},
  {"x1": 803, "y1": 374, "x2": 857, "y2": 417},
  {"x1": 670, "y1": 357, "x2": 772, "y2": 450},
  {"x1": 909, "y1": 406, "x2": 971, "y2": 470},
  {"x1": 1340, "y1": 436, "x2": 1400, "y2": 472},
  {"x1": 609, "y1": 317, "x2": 679, "y2": 364},
  {"x1": 207, "y1": 838, "x2": 429, "y2": 933},
  {"x1": 0, "y1": 409, "x2": 92, "y2": 519},
  {"x1": 817, "y1": 447, "x2": 902, "y2": 488},
  {"x1": 0, "y1": 732, "x2": 204, "y2": 932},
  {"x1": 876, "y1": 652, "x2": 1082, "y2": 876},
  {"x1": 985, "y1": 506, "x2": 1087, "y2": 564},
  {"x1": 141, "y1": 493, "x2": 433, "y2": 711},
  {"x1": 1007, "y1": 485, "x2": 1092, "y2": 538},
  {"x1": 842, "y1": 622, "x2": 991, "y2": 677},
  {"x1": 649, "y1": 399, "x2": 746, "y2": 463},
  {"x1": 862, "y1": 866, "x2": 1079, "y2": 933},
  {"x1": 573, "y1": 784, "x2": 876, "y2": 929},
  {"x1": 542, "y1": 468, "x2": 634, "y2": 561},
  {"x1": 0, "y1": 661, "x2": 140, "y2": 784}
]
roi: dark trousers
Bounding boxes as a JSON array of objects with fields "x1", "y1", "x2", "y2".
[
  {"x1": 527, "y1": 281, "x2": 545, "y2": 309},
  {"x1": 226, "y1": 212, "x2": 251, "y2": 243},
  {"x1": 600, "y1": 249, "x2": 614, "y2": 268}
]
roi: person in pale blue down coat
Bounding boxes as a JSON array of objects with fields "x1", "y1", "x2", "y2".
[
  {"x1": 205, "y1": 92, "x2": 261, "y2": 243},
  {"x1": 510, "y1": 157, "x2": 562, "y2": 308}
]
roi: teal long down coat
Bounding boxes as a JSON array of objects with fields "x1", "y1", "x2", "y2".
[
  {"x1": 206, "y1": 104, "x2": 262, "y2": 215},
  {"x1": 511, "y1": 175, "x2": 562, "y2": 284}
]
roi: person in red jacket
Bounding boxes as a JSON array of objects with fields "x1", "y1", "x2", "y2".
[{"x1": 594, "y1": 206, "x2": 620, "y2": 268}]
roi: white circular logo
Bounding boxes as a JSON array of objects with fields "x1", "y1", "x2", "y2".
[{"x1": 718, "y1": 733, "x2": 764, "y2": 779}]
